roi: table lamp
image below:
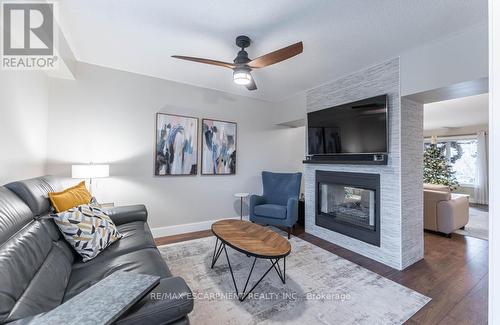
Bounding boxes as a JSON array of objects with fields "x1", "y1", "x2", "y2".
[{"x1": 71, "y1": 164, "x2": 109, "y2": 195}]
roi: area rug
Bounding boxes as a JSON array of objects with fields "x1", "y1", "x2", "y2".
[
  {"x1": 454, "y1": 206, "x2": 489, "y2": 240},
  {"x1": 158, "y1": 236, "x2": 430, "y2": 325}
]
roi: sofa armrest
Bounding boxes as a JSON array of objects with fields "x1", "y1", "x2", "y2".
[
  {"x1": 249, "y1": 195, "x2": 266, "y2": 220},
  {"x1": 116, "y1": 276, "x2": 193, "y2": 325},
  {"x1": 105, "y1": 204, "x2": 148, "y2": 225},
  {"x1": 423, "y1": 190, "x2": 451, "y2": 231},
  {"x1": 286, "y1": 197, "x2": 299, "y2": 226},
  {"x1": 437, "y1": 195, "x2": 470, "y2": 234}
]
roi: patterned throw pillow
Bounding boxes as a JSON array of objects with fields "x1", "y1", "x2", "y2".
[{"x1": 51, "y1": 204, "x2": 122, "y2": 261}]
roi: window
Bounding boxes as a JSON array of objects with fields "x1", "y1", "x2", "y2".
[{"x1": 424, "y1": 137, "x2": 478, "y2": 186}]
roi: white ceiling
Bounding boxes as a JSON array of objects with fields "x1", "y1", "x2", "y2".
[
  {"x1": 424, "y1": 93, "x2": 489, "y2": 130},
  {"x1": 57, "y1": 0, "x2": 487, "y2": 102}
]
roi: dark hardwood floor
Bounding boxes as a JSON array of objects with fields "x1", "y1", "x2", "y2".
[{"x1": 155, "y1": 226, "x2": 488, "y2": 325}]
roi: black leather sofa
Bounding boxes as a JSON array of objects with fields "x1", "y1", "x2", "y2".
[{"x1": 0, "y1": 176, "x2": 193, "y2": 324}]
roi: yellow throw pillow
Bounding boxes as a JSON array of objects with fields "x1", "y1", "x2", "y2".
[{"x1": 48, "y1": 181, "x2": 92, "y2": 213}]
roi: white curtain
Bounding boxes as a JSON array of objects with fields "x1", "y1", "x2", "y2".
[{"x1": 475, "y1": 131, "x2": 489, "y2": 204}]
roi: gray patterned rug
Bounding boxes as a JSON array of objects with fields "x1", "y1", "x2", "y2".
[
  {"x1": 158, "y1": 236, "x2": 430, "y2": 325},
  {"x1": 454, "y1": 207, "x2": 489, "y2": 240}
]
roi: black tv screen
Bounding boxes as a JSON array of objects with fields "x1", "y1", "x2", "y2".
[{"x1": 307, "y1": 95, "x2": 388, "y2": 155}]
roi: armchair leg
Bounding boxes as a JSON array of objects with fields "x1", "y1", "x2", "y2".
[{"x1": 287, "y1": 227, "x2": 291, "y2": 239}]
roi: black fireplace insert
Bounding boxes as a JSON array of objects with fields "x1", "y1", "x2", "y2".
[{"x1": 315, "y1": 170, "x2": 380, "y2": 246}]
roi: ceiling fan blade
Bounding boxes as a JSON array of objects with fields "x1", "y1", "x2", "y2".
[
  {"x1": 171, "y1": 55, "x2": 235, "y2": 69},
  {"x1": 248, "y1": 41, "x2": 303, "y2": 69},
  {"x1": 245, "y1": 78, "x2": 257, "y2": 91}
]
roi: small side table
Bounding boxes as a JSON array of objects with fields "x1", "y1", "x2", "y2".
[{"x1": 234, "y1": 193, "x2": 250, "y2": 220}]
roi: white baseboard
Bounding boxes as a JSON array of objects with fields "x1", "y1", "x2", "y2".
[{"x1": 151, "y1": 216, "x2": 249, "y2": 238}]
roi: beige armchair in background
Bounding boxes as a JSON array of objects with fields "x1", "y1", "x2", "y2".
[{"x1": 423, "y1": 183, "x2": 470, "y2": 236}]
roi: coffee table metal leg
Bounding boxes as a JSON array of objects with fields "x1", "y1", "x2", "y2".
[
  {"x1": 283, "y1": 257, "x2": 286, "y2": 284},
  {"x1": 211, "y1": 238, "x2": 224, "y2": 268},
  {"x1": 211, "y1": 237, "x2": 218, "y2": 266},
  {"x1": 270, "y1": 257, "x2": 286, "y2": 284},
  {"x1": 242, "y1": 257, "x2": 257, "y2": 294},
  {"x1": 223, "y1": 244, "x2": 240, "y2": 297},
  {"x1": 238, "y1": 258, "x2": 281, "y2": 301},
  {"x1": 213, "y1": 242, "x2": 288, "y2": 302}
]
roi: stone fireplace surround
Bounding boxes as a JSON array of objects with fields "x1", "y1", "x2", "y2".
[{"x1": 304, "y1": 58, "x2": 424, "y2": 270}]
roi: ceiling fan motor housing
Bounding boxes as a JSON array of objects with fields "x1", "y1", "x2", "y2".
[
  {"x1": 235, "y1": 35, "x2": 251, "y2": 49},
  {"x1": 234, "y1": 50, "x2": 250, "y2": 65},
  {"x1": 234, "y1": 36, "x2": 251, "y2": 66}
]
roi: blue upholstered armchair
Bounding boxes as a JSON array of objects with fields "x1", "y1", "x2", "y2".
[{"x1": 250, "y1": 171, "x2": 302, "y2": 239}]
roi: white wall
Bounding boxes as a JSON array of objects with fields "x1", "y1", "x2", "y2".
[
  {"x1": 272, "y1": 92, "x2": 307, "y2": 126},
  {"x1": 489, "y1": 0, "x2": 500, "y2": 322},
  {"x1": 271, "y1": 92, "x2": 307, "y2": 190},
  {"x1": 0, "y1": 71, "x2": 49, "y2": 184},
  {"x1": 45, "y1": 62, "x2": 304, "y2": 231}
]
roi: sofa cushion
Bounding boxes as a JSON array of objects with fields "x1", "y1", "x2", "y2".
[
  {"x1": 0, "y1": 187, "x2": 74, "y2": 323},
  {"x1": 0, "y1": 217, "x2": 74, "y2": 323},
  {"x1": 51, "y1": 204, "x2": 122, "y2": 262},
  {"x1": 71, "y1": 221, "x2": 157, "y2": 268},
  {"x1": 5, "y1": 176, "x2": 63, "y2": 216},
  {"x1": 64, "y1": 248, "x2": 172, "y2": 301},
  {"x1": 0, "y1": 187, "x2": 34, "y2": 244},
  {"x1": 254, "y1": 204, "x2": 287, "y2": 220}
]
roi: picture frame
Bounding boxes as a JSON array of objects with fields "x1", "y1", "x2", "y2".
[
  {"x1": 155, "y1": 113, "x2": 199, "y2": 176},
  {"x1": 201, "y1": 118, "x2": 237, "y2": 175}
]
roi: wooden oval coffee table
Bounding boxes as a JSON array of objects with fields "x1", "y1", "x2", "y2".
[{"x1": 211, "y1": 219, "x2": 291, "y2": 301}]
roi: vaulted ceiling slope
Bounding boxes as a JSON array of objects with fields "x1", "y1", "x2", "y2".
[{"x1": 57, "y1": 0, "x2": 487, "y2": 101}]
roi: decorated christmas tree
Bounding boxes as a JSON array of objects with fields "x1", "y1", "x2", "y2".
[{"x1": 423, "y1": 140, "x2": 459, "y2": 190}]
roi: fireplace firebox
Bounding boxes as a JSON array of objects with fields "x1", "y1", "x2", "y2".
[{"x1": 315, "y1": 170, "x2": 380, "y2": 246}]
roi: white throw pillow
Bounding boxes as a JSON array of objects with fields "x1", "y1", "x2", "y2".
[{"x1": 51, "y1": 204, "x2": 122, "y2": 261}]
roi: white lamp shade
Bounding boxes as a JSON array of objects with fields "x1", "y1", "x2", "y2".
[{"x1": 71, "y1": 164, "x2": 109, "y2": 179}]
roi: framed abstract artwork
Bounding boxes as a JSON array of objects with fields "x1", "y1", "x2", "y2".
[
  {"x1": 201, "y1": 119, "x2": 237, "y2": 175},
  {"x1": 155, "y1": 113, "x2": 198, "y2": 176}
]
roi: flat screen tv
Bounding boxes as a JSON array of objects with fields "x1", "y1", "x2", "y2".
[{"x1": 307, "y1": 94, "x2": 388, "y2": 156}]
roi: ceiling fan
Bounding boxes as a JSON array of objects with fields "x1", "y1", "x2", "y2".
[{"x1": 172, "y1": 35, "x2": 303, "y2": 91}]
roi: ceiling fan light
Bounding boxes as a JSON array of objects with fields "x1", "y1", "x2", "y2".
[{"x1": 233, "y1": 70, "x2": 251, "y2": 85}]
